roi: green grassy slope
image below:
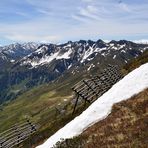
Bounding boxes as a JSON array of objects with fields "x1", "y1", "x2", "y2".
[
  {"x1": 0, "y1": 76, "x2": 74, "y2": 132},
  {"x1": 0, "y1": 66, "x2": 92, "y2": 148}
]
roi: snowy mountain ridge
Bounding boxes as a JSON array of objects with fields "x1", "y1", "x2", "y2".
[
  {"x1": 37, "y1": 62, "x2": 148, "y2": 148},
  {"x1": 19, "y1": 40, "x2": 148, "y2": 68}
]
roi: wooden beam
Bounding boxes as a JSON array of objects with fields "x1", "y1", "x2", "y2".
[{"x1": 72, "y1": 95, "x2": 79, "y2": 114}]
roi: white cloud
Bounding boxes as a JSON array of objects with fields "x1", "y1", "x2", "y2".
[
  {"x1": 76, "y1": 5, "x2": 100, "y2": 20},
  {"x1": 81, "y1": 0, "x2": 94, "y2": 2},
  {"x1": 5, "y1": 34, "x2": 60, "y2": 43},
  {"x1": 87, "y1": 5, "x2": 98, "y2": 13},
  {"x1": 15, "y1": 11, "x2": 29, "y2": 17},
  {"x1": 37, "y1": 9, "x2": 51, "y2": 15},
  {"x1": 133, "y1": 39, "x2": 148, "y2": 44},
  {"x1": 71, "y1": 14, "x2": 89, "y2": 23},
  {"x1": 118, "y1": 2, "x2": 131, "y2": 12}
]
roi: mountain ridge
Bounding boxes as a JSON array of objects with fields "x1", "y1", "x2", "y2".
[{"x1": 0, "y1": 39, "x2": 148, "y2": 104}]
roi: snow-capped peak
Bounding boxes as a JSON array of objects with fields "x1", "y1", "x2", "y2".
[{"x1": 0, "y1": 42, "x2": 39, "y2": 60}]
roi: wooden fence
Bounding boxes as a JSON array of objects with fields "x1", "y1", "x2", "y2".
[
  {"x1": 0, "y1": 119, "x2": 38, "y2": 148},
  {"x1": 72, "y1": 65, "x2": 123, "y2": 113}
]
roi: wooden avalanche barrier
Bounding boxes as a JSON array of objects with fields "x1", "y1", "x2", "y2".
[
  {"x1": 0, "y1": 119, "x2": 38, "y2": 148},
  {"x1": 72, "y1": 65, "x2": 123, "y2": 113}
]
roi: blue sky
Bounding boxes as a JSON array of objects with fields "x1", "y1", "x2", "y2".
[{"x1": 0, "y1": 0, "x2": 148, "y2": 45}]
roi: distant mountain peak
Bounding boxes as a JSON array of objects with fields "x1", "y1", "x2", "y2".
[
  {"x1": 0, "y1": 42, "x2": 39, "y2": 60},
  {"x1": 96, "y1": 39, "x2": 104, "y2": 43}
]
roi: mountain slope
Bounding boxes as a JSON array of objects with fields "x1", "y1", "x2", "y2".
[
  {"x1": 54, "y1": 89, "x2": 148, "y2": 148},
  {"x1": 36, "y1": 63, "x2": 148, "y2": 148},
  {"x1": 0, "y1": 47, "x2": 147, "y2": 148}
]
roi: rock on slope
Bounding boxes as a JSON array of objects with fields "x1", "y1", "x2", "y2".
[{"x1": 36, "y1": 63, "x2": 148, "y2": 148}]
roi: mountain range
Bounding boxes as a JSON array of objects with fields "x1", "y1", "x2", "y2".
[{"x1": 0, "y1": 39, "x2": 148, "y2": 104}]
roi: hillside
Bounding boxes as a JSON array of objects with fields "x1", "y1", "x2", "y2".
[
  {"x1": 54, "y1": 88, "x2": 148, "y2": 148},
  {"x1": 123, "y1": 50, "x2": 148, "y2": 74},
  {"x1": 36, "y1": 63, "x2": 148, "y2": 148},
  {"x1": 0, "y1": 49, "x2": 147, "y2": 148}
]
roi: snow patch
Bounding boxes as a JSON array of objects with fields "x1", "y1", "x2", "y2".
[
  {"x1": 56, "y1": 49, "x2": 72, "y2": 60},
  {"x1": 27, "y1": 52, "x2": 59, "y2": 67},
  {"x1": 118, "y1": 44, "x2": 126, "y2": 49},
  {"x1": 81, "y1": 47, "x2": 94, "y2": 63},
  {"x1": 22, "y1": 49, "x2": 73, "y2": 67},
  {"x1": 10, "y1": 59, "x2": 15, "y2": 62},
  {"x1": 101, "y1": 52, "x2": 106, "y2": 57},
  {"x1": 112, "y1": 46, "x2": 118, "y2": 50},
  {"x1": 55, "y1": 69, "x2": 59, "y2": 73},
  {"x1": 87, "y1": 64, "x2": 95, "y2": 71},
  {"x1": 109, "y1": 43, "x2": 114, "y2": 47},
  {"x1": 113, "y1": 55, "x2": 116, "y2": 59},
  {"x1": 87, "y1": 57, "x2": 94, "y2": 61},
  {"x1": 68, "y1": 64, "x2": 72, "y2": 69},
  {"x1": 121, "y1": 50, "x2": 126, "y2": 53},
  {"x1": 125, "y1": 60, "x2": 128, "y2": 63}
]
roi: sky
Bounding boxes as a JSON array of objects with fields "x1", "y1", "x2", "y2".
[{"x1": 0, "y1": 0, "x2": 148, "y2": 45}]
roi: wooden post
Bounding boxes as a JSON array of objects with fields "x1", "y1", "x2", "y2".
[
  {"x1": 0, "y1": 138, "x2": 3, "y2": 148},
  {"x1": 84, "y1": 97, "x2": 87, "y2": 107},
  {"x1": 72, "y1": 95, "x2": 79, "y2": 114},
  {"x1": 55, "y1": 107, "x2": 61, "y2": 116}
]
